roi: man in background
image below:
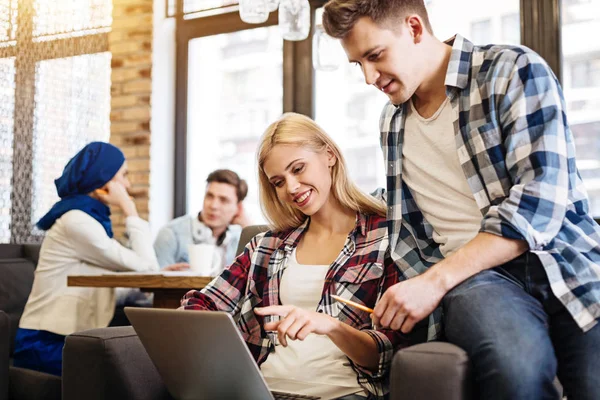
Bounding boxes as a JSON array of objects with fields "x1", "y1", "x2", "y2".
[{"x1": 154, "y1": 169, "x2": 250, "y2": 273}]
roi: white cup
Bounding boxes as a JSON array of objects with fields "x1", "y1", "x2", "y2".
[{"x1": 188, "y1": 244, "x2": 217, "y2": 276}]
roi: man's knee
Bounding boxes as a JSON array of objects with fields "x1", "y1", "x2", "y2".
[{"x1": 472, "y1": 342, "x2": 559, "y2": 399}]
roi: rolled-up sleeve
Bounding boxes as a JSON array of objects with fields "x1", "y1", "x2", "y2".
[
  {"x1": 181, "y1": 233, "x2": 262, "y2": 313},
  {"x1": 480, "y1": 52, "x2": 570, "y2": 250}
]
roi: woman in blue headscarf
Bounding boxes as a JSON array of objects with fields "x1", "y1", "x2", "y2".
[{"x1": 13, "y1": 142, "x2": 160, "y2": 376}]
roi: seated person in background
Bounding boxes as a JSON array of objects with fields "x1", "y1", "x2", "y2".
[
  {"x1": 153, "y1": 169, "x2": 250, "y2": 273},
  {"x1": 13, "y1": 142, "x2": 160, "y2": 376},
  {"x1": 180, "y1": 113, "x2": 424, "y2": 399}
]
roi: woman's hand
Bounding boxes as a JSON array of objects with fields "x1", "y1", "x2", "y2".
[
  {"x1": 96, "y1": 181, "x2": 137, "y2": 217},
  {"x1": 254, "y1": 305, "x2": 340, "y2": 347}
]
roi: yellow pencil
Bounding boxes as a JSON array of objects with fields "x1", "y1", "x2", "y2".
[{"x1": 331, "y1": 294, "x2": 374, "y2": 314}]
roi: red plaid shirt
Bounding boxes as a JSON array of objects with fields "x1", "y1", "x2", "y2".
[{"x1": 181, "y1": 213, "x2": 426, "y2": 398}]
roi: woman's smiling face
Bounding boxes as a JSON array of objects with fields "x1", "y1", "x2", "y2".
[{"x1": 262, "y1": 144, "x2": 336, "y2": 216}]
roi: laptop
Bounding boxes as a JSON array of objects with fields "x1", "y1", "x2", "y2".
[{"x1": 125, "y1": 307, "x2": 365, "y2": 400}]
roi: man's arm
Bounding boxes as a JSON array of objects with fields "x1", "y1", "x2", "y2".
[
  {"x1": 153, "y1": 227, "x2": 179, "y2": 269},
  {"x1": 374, "y1": 232, "x2": 527, "y2": 332}
]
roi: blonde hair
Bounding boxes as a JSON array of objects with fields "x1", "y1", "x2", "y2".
[{"x1": 257, "y1": 112, "x2": 386, "y2": 232}]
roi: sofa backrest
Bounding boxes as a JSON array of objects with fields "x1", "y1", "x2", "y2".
[
  {"x1": 0, "y1": 244, "x2": 41, "y2": 354},
  {"x1": 235, "y1": 225, "x2": 270, "y2": 256}
]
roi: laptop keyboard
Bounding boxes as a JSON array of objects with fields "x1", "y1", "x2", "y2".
[{"x1": 271, "y1": 390, "x2": 321, "y2": 400}]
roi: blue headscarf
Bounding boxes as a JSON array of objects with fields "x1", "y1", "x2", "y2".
[{"x1": 36, "y1": 142, "x2": 126, "y2": 238}]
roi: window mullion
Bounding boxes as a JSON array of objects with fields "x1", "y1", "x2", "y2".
[
  {"x1": 10, "y1": 0, "x2": 36, "y2": 243},
  {"x1": 520, "y1": 0, "x2": 562, "y2": 82}
]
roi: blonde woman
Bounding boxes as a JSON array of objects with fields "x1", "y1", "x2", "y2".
[{"x1": 181, "y1": 113, "x2": 424, "y2": 399}]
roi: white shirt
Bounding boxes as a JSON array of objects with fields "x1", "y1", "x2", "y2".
[
  {"x1": 260, "y1": 249, "x2": 362, "y2": 390},
  {"x1": 402, "y1": 97, "x2": 483, "y2": 256},
  {"x1": 19, "y1": 210, "x2": 159, "y2": 335}
]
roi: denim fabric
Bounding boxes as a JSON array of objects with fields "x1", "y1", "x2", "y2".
[{"x1": 442, "y1": 252, "x2": 600, "y2": 400}]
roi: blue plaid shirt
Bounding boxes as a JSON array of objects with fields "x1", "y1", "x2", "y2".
[{"x1": 378, "y1": 35, "x2": 600, "y2": 340}]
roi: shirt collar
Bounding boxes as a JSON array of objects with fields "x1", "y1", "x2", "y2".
[
  {"x1": 192, "y1": 212, "x2": 234, "y2": 246},
  {"x1": 390, "y1": 34, "x2": 472, "y2": 109},
  {"x1": 443, "y1": 34, "x2": 474, "y2": 91}
]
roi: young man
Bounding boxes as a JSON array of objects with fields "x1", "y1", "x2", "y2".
[
  {"x1": 154, "y1": 169, "x2": 250, "y2": 272},
  {"x1": 323, "y1": 1, "x2": 600, "y2": 399}
]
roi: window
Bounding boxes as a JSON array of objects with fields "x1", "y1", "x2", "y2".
[
  {"x1": 31, "y1": 53, "x2": 111, "y2": 232},
  {"x1": 313, "y1": 9, "x2": 388, "y2": 196},
  {"x1": 0, "y1": 0, "x2": 111, "y2": 243},
  {"x1": 501, "y1": 13, "x2": 520, "y2": 45},
  {"x1": 570, "y1": 58, "x2": 600, "y2": 88},
  {"x1": 563, "y1": 0, "x2": 595, "y2": 24},
  {"x1": 562, "y1": 0, "x2": 600, "y2": 217},
  {"x1": 470, "y1": 19, "x2": 492, "y2": 45},
  {"x1": 0, "y1": 57, "x2": 15, "y2": 243},
  {"x1": 185, "y1": 26, "x2": 282, "y2": 222},
  {"x1": 426, "y1": 1, "x2": 520, "y2": 45}
]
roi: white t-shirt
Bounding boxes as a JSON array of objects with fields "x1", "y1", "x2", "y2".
[
  {"x1": 260, "y1": 248, "x2": 362, "y2": 390},
  {"x1": 402, "y1": 97, "x2": 483, "y2": 256}
]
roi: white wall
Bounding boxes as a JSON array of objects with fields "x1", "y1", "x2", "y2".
[{"x1": 150, "y1": 0, "x2": 176, "y2": 238}]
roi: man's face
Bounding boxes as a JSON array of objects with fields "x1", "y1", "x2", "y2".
[
  {"x1": 341, "y1": 16, "x2": 424, "y2": 105},
  {"x1": 201, "y1": 182, "x2": 239, "y2": 231}
]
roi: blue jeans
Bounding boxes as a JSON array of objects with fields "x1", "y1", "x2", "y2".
[{"x1": 442, "y1": 252, "x2": 600, "y2": 400}]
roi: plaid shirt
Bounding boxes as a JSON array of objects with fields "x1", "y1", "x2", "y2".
[
  {"x1": 181, "y1": 213, "x2": 425, "y2": 398},
  {"x1": 379, "y1": 34, "x2": 600, "y2": 339}
]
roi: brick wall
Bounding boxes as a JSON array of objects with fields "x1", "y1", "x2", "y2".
[{"x1": 109, "y1": 0, "x2": 153, "y2": 239}]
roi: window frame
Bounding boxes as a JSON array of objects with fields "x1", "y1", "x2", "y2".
[
  {"x1": 173, "y1": 0, "x2": 320, "y2": 215},
  {"x1": 5, "y1": 1, "x2": 109, "y2": 243}
]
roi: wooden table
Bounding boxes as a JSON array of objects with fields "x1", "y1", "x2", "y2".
[{"x1": 67, "y1": 273, "x2": 213, "y2": 309}]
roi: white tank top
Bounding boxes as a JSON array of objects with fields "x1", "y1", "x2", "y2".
[
  {"x1": 260, "y1": 248, "x2": 362, "y2": 390},
  {"x1": 402, "y1": 97, "x2": 483, "y2": 256}
]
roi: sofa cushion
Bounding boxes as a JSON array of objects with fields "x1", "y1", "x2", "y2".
[
  {"x1": 21, "y1": 246, "x2": 40, "y2": 269},
  {"x1": 0, "y1": 259, "x2": 35, "y2": 354},
  {"x1": 0, "y1": 246, "x2": 23, "y2": 260},
  {"x1": 8, "y1": 367, "x2": 61, "y2": 400}
]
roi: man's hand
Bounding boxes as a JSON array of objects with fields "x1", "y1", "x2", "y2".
[
  {"x1": 373, "y1": 272, "x2": 446, "y2": 333},
  {"x1": 231, "y1": 203, "x2": 250, "y2": 228},
  {"x1": 254, "y1": 305, "x2": 339, "y2": 346},
  {"x1": 163, "y1": 262, "x2": 191, "y2": 271}
]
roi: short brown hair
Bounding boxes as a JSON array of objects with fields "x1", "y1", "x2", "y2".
[
  {"x1": 206, "y1": 169, "x2": 248, "y2": 202},
  {"x1": 322, "y1": 0, "x2": 433, "y2": 39}
]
